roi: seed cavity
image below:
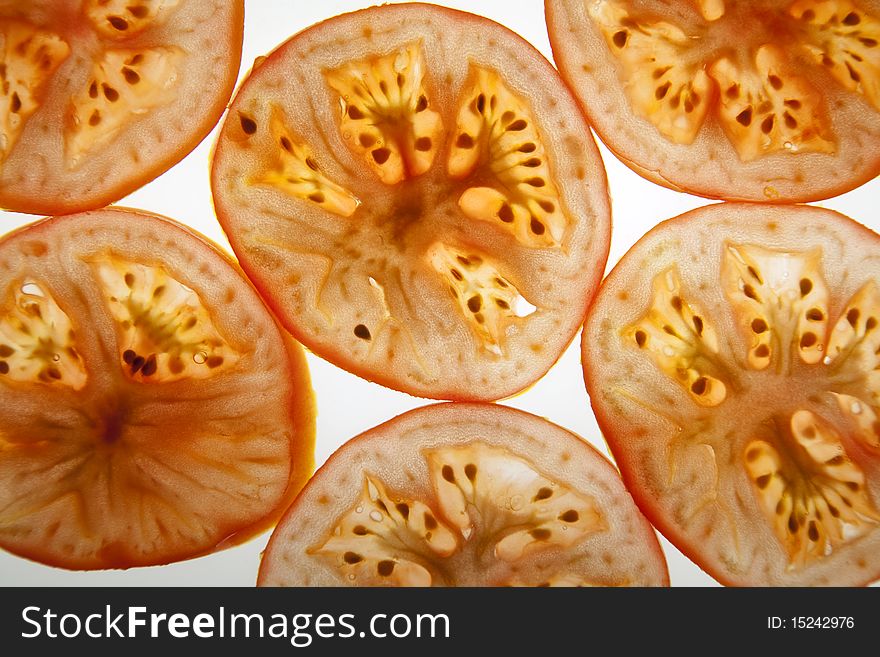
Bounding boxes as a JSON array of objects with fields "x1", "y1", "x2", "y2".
[
  {"x1": 67, "y1": 47, "x2": 183, "y2": 167},
  {"x1": 789, "y1": 0, "x2": 880, "y2": 112},
  {"x1": 324, "y1": 43, "x2": 443, "y2": 185},
  {"x1": 709, "y1": 45, "x2": 834, "y2": 161},
  {"x1": 93, "y1": 257, "x2": 239, "y2": 382},
  {"x1": 448, "y1": 66, "x2": 568, "y2": 247},
  {"x1": 589, "y1": 1, "x2": 711, "y2": 144},
  {"x1": 722, "y1": 244, "x2": 828, "y2": 369},
  {"x1": 0, "y1": 280, "x2": 87, "y2": 388},
  {"x1": 424, "y1": 443, "x2": 606, "y2": 562},
  {"x1": 0, "y1": 25, "x2": 70, "y2": 163},
  {"x1": 824, "y1": 280, "x2": 880, "y2": 448},
  {"x1": 744, "y1": 411, "x2": 879, "y2": 567},
  {"x1": 428, "y1": 243, "x2": 536, "y2": 354},
  {"x1": 256, "y1": 106, "x2": 359, "y2": 217},
  {"x1": 625, "y1": 267, "x2": 726, "y2": 406}
]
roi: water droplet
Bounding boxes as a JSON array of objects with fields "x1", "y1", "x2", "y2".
[
  {"x1": 784, "y1": 141, "x2": 793, "y2": 150},
  {"x1": 851, "y1": 402, "x2": 862, "y2": 415},
  {"x1": 509, "y1": 494, "x2": 523, "y2": 511},
  {"x1": 193, "y1": 351, "x2": 207, "y2": 364},
  {"x1": 52, "y1": 353, "x2": 61, "y2": 362},
  {"x1": 369, "y1": 510, "x2": 383, "y2": 522},
  {"x1": 355, "y1": 505, "x2": 364, "y2": 514},
  {"x1": 561, "y1": 526, "x2": 568, "y2": 531},
  {"x1": 462, "y1": 527, "x2": 473, "y2": 540},
  {"x1": 348, "y1": 574, "x2": 356, "y2": 581},
  {"x1": 823, "y1": 356, "x2": 832, "y2": 365}
]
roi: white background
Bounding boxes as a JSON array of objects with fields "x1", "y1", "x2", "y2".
[{"x1": 2, "y1": 0, "x2": 878, "y2": 586}]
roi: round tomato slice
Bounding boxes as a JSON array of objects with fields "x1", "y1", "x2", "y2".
[
  {"x1": 0, "y1": 0, "x2": 243, "y2": 215},
  {"x1": 547, "y1": 0, "x2": 880, "y2": 202},
  {"x1": 259, "y1": 403, "x2": 668, "y2": 587},
  {"x1": 0, "y1": 208, "x2": 314, "y2": 570},
  {"x1": 583, "y1": 203, "x2": 880, "y2": 586},
  {"x1": 211, "y1": 4, "x2": 611, "y2": 401}
]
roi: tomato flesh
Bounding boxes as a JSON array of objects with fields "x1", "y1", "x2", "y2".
[
  {"x1": 0, "y1": 0, "x2": 243, "y2": 215},
  {"x1": 583, "y1": 203, "x2": 880, "y2": 586},
  {"x1": 212, "y1": 4, "x2": 611, "y2": 401},
  {"x1": 259, "y1": 403, "x2": 668, "y2": 587},
  {"x1": 0, "y1": 209, "x2": 314, "y2": 569}
]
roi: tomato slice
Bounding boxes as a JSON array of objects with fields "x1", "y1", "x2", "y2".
[
  {"x1": 211, "y1": 4, "x2": 611, "y2": 401},
  {"x1": 546, "y1": 0, "x2": 880, "y2": 202},
  {"x1": 258, "y1": 403, "x2": 668, "y2": 587},
  {"x1": 0, "y1": 208, "x2": 314, "y2": 569},
  {"x1": 0, "y1": 0, "x2": 243, "y2": 215},
  {"x1": 583, "y1": 203, "x2": 880, "y2": 586}
]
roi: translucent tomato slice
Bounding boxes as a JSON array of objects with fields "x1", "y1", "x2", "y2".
[
  {"x1": 0, "y1": 208, "x2": 314, "y2": 569},
  {"x1": 0, "y1": 0, "x2": 243, "y2": 214},
  {"x1": 583, "y1": 203, "x2": 880, "y2": 586},
  {"x1": 259, "y1": 403, "x2": 668, "y2": 587},
  {"x1": 211, "y1": 4, "x2": 611, "y2": 401},
  {"x1": 547, "y1": 0, "x2": 880, "y2": 202}
]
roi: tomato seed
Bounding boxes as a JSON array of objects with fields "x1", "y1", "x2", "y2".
[
  {"x1": 108, "y1": 15, "x2": 129, "y2": 30},
  {"x1": 456, "y1": 133, "x2": 475, "y2": 148},
  {"x1": 559, "y1": 510, "x2": 579, "y2": 523},
  {"x1": 239, "y1": 114, "x2": 257, "y2": 135},
  {"x1": 343, "y1": 552, "x2": 363, "y2": 564},
  {"x1": 128, "y1": 5, "x2": 150, "y2": 19},
  {"x1": 534, "y1": 487, "x2": 552, "y2": 501}
]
